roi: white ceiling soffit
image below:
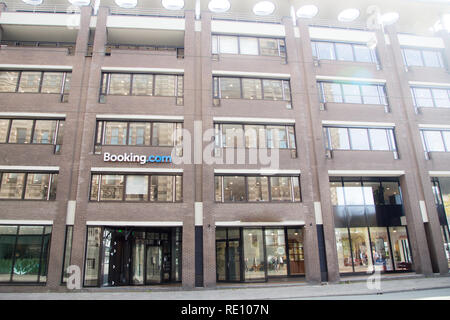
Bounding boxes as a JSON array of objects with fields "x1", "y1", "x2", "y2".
[
  {"x1": 211, "y1": 20, "x2": 285, "y2": 37},
  {"x1": 309, "y1": 26, "x2": 374, "y2": 43}
]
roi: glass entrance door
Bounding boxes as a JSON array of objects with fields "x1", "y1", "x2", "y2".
[
  {"x1": 227, "y1": 240, "x2": 241, "y2": 281},
  {"x1": 146, "y1": 246, "x2": 162, "y2": 284}
]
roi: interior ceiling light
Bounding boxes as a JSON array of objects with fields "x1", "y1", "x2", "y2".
[
  {"x1": 68, "y1": 0, "x2": 91, "y2": 6},
  {"x1": 22, "y1": 0, "x2": 43, "y2": 5},
  {"x1": 115, "y1": 0, "x2": 137, "y2": 9},
  {"x1": 380, "y1": 12, "x2": 399, "y2": 26},
  {"x1": 208, "y1": 0, "x2": 231, "y2": 13},
  {"x1": 296, "y1": 5, "x2": 318, "y2": 19},
  {"x1": 338, "y1": 8, "x2": 360, "y2": 22},
  {"x1": 162, "y1": 0, "x2": 184, "y2": 10},
  {"x1": 253, "y1": 1, "x2": 275, "y2": 16}
]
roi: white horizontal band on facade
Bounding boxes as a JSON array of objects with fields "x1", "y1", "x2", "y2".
[
  {"x1": 328, "y1": 170, "x2": 405, "y2": 177},
  {"x1": 418, "y1": 124, "x2": 450, "y2": 129},
  {"x1": 0, "y1": 64, "x2": 72, "y2": 71},
  {"x1": 0, "y1": 166, "x2": 59, "y2": 171},
  {"x1": 409, "y1": 81, "x2": 450, "y2": 88},
  {"x1": 0, "y1": 112, "x2": 66, "y2": 119},
  {"x1": 86, "y1": 221, "x2": 183, "y2": 227},
  {"x1": 101, "y1": 67, "x2": 184, "y2": 74},
  {"x1": 309, "y1": 26, "x2": 375, "y2": 44},
  {"x1": 106, "y1": 16, "x2": 185, "y2": 31},
  {"x1": 316, "y1": 75, "x2": 386, "y2": 84},
  {"x1": 0, "y1": 220, "x2": 53, "y2": 225},
  {"x1": 215, "y1": 221, "x2": 305, "y2": 227},
  {"x1": 429, "y1": 171, "x2": 450, "y2": 177},
  {"x1": 91, "y1": 167, "x2": 183, "y2": 173},
  {"x1": 211, "y1": 20, "x2": 285, "y2": 38},
  {"x1": 96, "y1": 114, "x2": 184, "y2": 121},
  {"x1": 398, "y1": 33, "x2": 444, "y2": 49},
  {"x1": 214, "y1": 169, "x2": 301, "y2": 175},
  {"x1": 322, "y1": 120, "x2": 395, "y2": 127},
  {"x1": 212, "y1": 70, "x2": 290, "y2": 79},
  {"x1": 213, "y1": 117, "x2": 295, "y2": 124}
]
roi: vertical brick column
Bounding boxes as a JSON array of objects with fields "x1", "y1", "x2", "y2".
[
  {"x1": 46, "y1": 5, "x2": 93, "y2": 290},
  {"x1": 283, "y1": 17, "x2": 321, "y2": 283},
  {"x1": 296, "y1": 19, "x2": 340, "y2": 283},
  {"x1": 0, "y1": 2, "x2": 6, "y2": 40},
  {"x1": 380, "y1": 25, "x2": 444, "y2": 275}
]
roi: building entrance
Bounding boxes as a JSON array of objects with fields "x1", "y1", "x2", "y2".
[{"x1": 84, "y1": 226, "x2": 182, "y2": 287}]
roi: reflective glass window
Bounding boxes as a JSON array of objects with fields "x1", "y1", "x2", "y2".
[
  {"x1": 150, "y1": 176, "x2": 174, "y2": 202},
  {"x1": 349, "y1": 128, "x2": 370, "y2": 150},
  {"x1": 24, "y1": 173, "x2": 50, "y2": 200},
  {"x1": 132, "y1": 74, "x2": 153, "y2": 96},
  {"x1": 403, "y1": 49, "x2": 423, "y2": 66},
  {"x1": 369, "y1": 129, "x2": 390, "y2": 151},
  {"x1": 242, "y1": 78, "x2": 262, "y2": 99},
  {"x1": 0, "y1": 119, "x2": 9, "y2": 143},
  {"x1": 223, "y1": 176, "x2": 246, "y2": 202},
  {"x1": 41, "y1": 72, "x2": 63, "y2": 94},
  {"x1": 0, "y1": 71, "x2": 19, "y2": 92},
  {"x1": 125, "y1": 175, "x2": 148, "y2": 201},
  {"x1": 342, "y1": 84, "x2": 362, "y2": 103},
  {"x1": 330, "y1": 181, "x2": 346, "y2": 206},
  {"x1": 109, "y1": 73, "x2": 131, "y2": 95},
  {"x1": 8, "y1": 119, "x2": 33, "y2": 144},
  {"x1": 389, "y1": 226, "x2": 412, "y2": 271},
  {"x1": 335, "y1": 228, "x2": 353, "y2": 273},
  {"x1": 382, "y1": 182, "x2": 402, "y2": 205},
  {"x1": 243, "y1": 228, "x2": 265, "y2": 280},
  {"x1": 32, "y1": 120, "x2": 56, "y2": 144},
  {"x1": 222, "y1": 124, "x2": 244, "y2": 148},
  {"x1": 270, "y1": 176, "x2": 292, "y2": 201},
  {"x1": 354, "y1": 45, "x2": 373, "y2": 63},
  {"x1": 84, "y1": 227, "x2": 101, "y2": 286},
  {"x1": 247, "y1": 176, "x2": 269, "y2": 202},
  {"x1": 265, "y1": 229, "x2": 287, "y2": 276},
  {"x1": 322, "y1": 82, "x2": 343, "y2": 103},
  {"x1": 335, "y1": 43, "x2": 354, "y2": 61},
  {"x1": 128, "y1": 122, "x2": 151, "y2": 146},
  {"x1": 90, "y1": 175, "x2": 100, "y2": 201},
  {"x1": 370, "y1": 227, "x2": 394, "y2": 271},
  {"x1": 316, "y1": 42, "x2": 335, "y2": 60},
  {"x1": 152, "y1": 122, "x2": 175, "y2": 146},
  {"x1": 413, "y1": 87, "x2": 434, "y2": 107},
  {"x1": 343, "y1": 181, "x2": 364, "y2": 205},
  {"x1": 154, "y1": 75, "x2": 176, "y2": 96},
  {"x1": 262, "y1": 79, "x2": 283, "y2": 100},
  {"x1": 220, "y1": 78, "x2": 241, "y2": 99},
  {"x1": 239, "y1": 37, "x2": 259, "y2": 55},
  {"x1": 424, "y1": 130, "x2": 445, "y2": 152},
  {"x1": 329, "y1": 127, "x2": 350, "y2": 150},
  {"x1": 443, "y1": 131, "x2": 450, "y2": 151},
  {"x1": 219, "y1": 36, "x2": 238, "y2": 54},
  {"x1": 422, "y1": 50, "x2": 442, "y2": 67},
  {"x1": 18, "y1": 72, "x2": 41, "y2": 93},
  {"x1": 267, "y1": 126, "x2": 287, "y2": 148},
  {"x1": 244, "y1": 125, "x2": 265, "y2": 148},
  {"x1": 215, "y1": 176, "x2": 222, "y2": 202},
  {"x1": 361, "y1": 85, "x2": 381, "y2": 105},
  {"x1": 0, "y1": 173, "x2": 25, "y2": 199},
  {"x1": 349, "y1": 227, "x2": 373, "y2": 273},
  {"x1": 259, "y1": 38, "x2": 278, "y2": 56},
  {"x1": 432, "y1": 89, "x2": 450, "y2": 108},
  {"x1": 104, "y1": 122, "x2": 127, "y2": 145},
  {"x1": 99, "y1": 175, "x2": 124, "y2": 201}
]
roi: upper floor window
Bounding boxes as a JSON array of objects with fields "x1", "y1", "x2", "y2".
[
  {"x1": 213, "y1": 77, "x2": 291, "y2": 101},
  {"x1": 215, "y1": 175, "x2": 301, "y2": 202},
  {"x1": 311, "y1": 41, "x2": 378, "y2": 63},
  {"x1": 0, "y1": 70, "x2": 71, "y2": 94},
  {"x1": 323, "y1": 126, "x2": 397, "y2": 152},
  {"x1": 95, "y1": 120, "x2": 182, "y2": 147},
  {"x1": 411, "y1": 86, "x2": 450, "y2": 108},
  {"x1": 401, "y1": 47, "x2": 445, "y2": 68},
  {"x1": 212, "y1": 35, "x2": 286, "y2": 58},
  {"x1": 214, "y1": 123, "x2": 296, "y2": 149},
  {"x1": 90, "y1": 174, "x2": 182, "y2": 202},
  {"x1": 100, "y1": 72, "x2": 184, "y2": 101},
  {"x1": 420, "y1": 129, "x2": 450, "y2": 152},
  {"x1": 318, "y1": 81, "x2": 387, "y2": 105},
  {"x1": 0, "y1": 118, "x2": 64, "y2": 151},
  {"x1": 0, "y1": 172, "x2": 58, "y2": 200}
]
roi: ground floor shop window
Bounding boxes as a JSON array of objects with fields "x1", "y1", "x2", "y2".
[
  {"x1": 83, "y1": 226, "x2": 182, "y2": 287},
  {"x1": 431, "y1": 177, "x2": 450, "y2": 268},
  {"x1": 216, "y1": 226, "x2": 304, "y2": 282},
  {"x1": 0, "y1": 225, "x2": 52, "y2": 284}
]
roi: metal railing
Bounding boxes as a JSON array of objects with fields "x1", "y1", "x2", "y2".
[
  {"x1": 109, "y1": 6, "x2": 184, "y2": 18},
  {"x1": 2, "y1": 3, "x2": 81, "y2": 14},
  {"x1": 211, "y1": 12, "x2": 282, "y2": 24}
]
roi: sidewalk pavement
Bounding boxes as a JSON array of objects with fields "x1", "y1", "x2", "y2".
[{"x1": 0, "y1": 274, "x2": 450, "y2": 300}]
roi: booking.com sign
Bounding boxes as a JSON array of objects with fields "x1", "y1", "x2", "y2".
[{"x1": 103, "y1": 152, "x2": 172, "y2": 165}]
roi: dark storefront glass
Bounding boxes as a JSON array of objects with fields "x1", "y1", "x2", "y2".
[
  {"x1": 216, "y1": 227, "x2": 304, "y2": 282},
  {"x1": 0, "y1": 225, "x2": 52, "y2": 284},
  {"x1": 431, "y1": 177, "x2": 450, "y2": 267},
  {"x1": 331, "y1": 177, "x2": 412, "y2": 274}
]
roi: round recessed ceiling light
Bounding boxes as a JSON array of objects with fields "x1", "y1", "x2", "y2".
[
  {"x1": 22, "y1": 0, "x2": 43, "y2": 5},
  {"x1": 115, "y1": 0, "x2": 137, "y2": 9},
  {"x1": 338, "y1": 8, "x2": 360, "y2": 22},
  {"x1": 381, "y1": 11, "x2": 399, "y2": 26},
  {"x1": 162, "y1": 0, "x2": 184, "y2": 10},
  {"x1": 68, "y1": 0, "x2": 90, "y2": 6},
  {"x1": 253, "y1": 1, "x2": 275, "y2": 16},
  {"x1": 296, "y1": 5, "x2": 318, "y2": 19},
  {"x1": 208, "y1": 0, "x2": 231, "y2": 13}
]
